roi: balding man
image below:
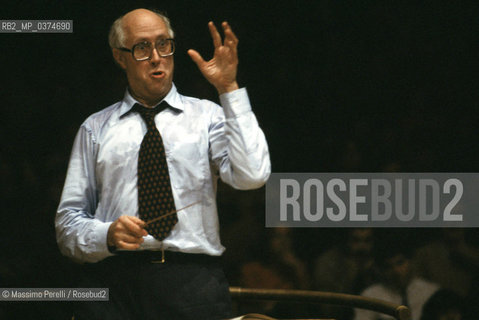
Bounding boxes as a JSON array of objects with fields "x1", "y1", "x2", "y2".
[{"x1": 55, "y1": 8, "x2": 270, "y2": 319}]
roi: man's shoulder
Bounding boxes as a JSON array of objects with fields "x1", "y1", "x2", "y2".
[
  {"x1": 176, "y1": 91, "x2": 221, "y2": 114},
  {"x1": 81, "y1": 101, "x2": 122, "y2": 130},
  {"x1": 361, "y1": 283, "x2": 390, "y2": 298},
  {"x1": 409, "y1": 277, "x2": 440, "y2": 292}
]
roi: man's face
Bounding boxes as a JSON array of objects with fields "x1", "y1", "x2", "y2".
[
  {"x1": 384, "y1": 254, "x2": 411, "y2": 290},
  {"x1": 114, "y1": 9, "x2": 174, "y2": 106},
  {"x1": 348, "y1": 229, "x2": 373, "y2": 257}
]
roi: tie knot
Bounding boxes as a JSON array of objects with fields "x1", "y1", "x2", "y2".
[{"x1": 132, "y1": 102, "x2": 168, "y2": 130}]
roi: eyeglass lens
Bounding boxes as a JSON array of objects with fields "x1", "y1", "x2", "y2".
[{"x1": 133, "y1": 40, "x2": 174, "y2": 60}]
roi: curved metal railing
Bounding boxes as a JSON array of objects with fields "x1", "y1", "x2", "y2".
[{"x1": 230, "y1": 287, "x2": 411, "y2": 320}]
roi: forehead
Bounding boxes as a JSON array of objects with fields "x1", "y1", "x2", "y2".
[
  {"x1": 350, "y1": 229, "x2": 373, "y2": 241},
  {"x1": 122, "y1": 12, "x2": 169, "y2": 45}
]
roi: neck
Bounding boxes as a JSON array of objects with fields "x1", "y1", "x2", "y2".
[{"x1": 128, "y1": 89, "x2": 163, "y2": 108}]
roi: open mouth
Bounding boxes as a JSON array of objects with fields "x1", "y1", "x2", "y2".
[{"x1": 151, "y1": 71, "x2": 164, "y2": 78}]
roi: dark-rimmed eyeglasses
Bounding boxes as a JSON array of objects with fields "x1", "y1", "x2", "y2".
[{"x1": 118, "y1": 38, "x2": 175, "y2": 61}]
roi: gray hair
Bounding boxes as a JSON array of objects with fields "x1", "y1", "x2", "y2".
[{"x1": 108, "y1": 10, "x2": 175, "y2": 49}]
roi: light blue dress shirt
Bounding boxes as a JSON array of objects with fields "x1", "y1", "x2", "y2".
[{"x1": 55, "y1": 84, "x2": 271, "y2": 263}]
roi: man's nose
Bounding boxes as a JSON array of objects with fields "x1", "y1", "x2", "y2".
[{"x1": 149, "y1": 46, "x2": 162, "y2": 63}]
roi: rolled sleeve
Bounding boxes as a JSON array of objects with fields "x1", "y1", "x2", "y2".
[
  {"x1": 88, "y1": 221, "x2": 115, "y2": 262},
  {"x1": 55, "y1": 123, "x2": 114, "y2": 263},
  {"x1": 212, "y1": 88, "x2": 271, "y2": 190},
  {"x1": 219, "y1": 87, "x2": 252, "y2": 118}
]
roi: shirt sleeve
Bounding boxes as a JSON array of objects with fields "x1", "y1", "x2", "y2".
[
  {"x1": 209, "y1": 88, "x2": 271, "y2": 190},
  {"x1": 55, "y1": 123, "x2": 114, "y2": 263}
]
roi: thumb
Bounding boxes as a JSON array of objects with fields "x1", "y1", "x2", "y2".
[{"x1": 187, "y1": 49, "x2": 205, "y2": 68}]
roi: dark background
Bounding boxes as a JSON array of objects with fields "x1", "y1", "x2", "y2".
[{"x1": 1, "y1": 1, "x2": 479, "y2": 318}]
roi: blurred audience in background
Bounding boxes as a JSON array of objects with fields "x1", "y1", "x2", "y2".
[
  {"x1": 237, "y1": 228, "x2": 311, "y2": 318},
  {"x1": 354, "y1": 232, "x2": 439, "y2": 320},
  {"x1": 313, "y1": 228, "x2": 380, "y2": 319},
  {"x1": 414, "y1": 229, "x2": 479, "y2": 319},
  {"x1": 413, "y1": 229, "x2": 479, "y2": 298},
  {"x1": 420, "y1": 289, "x2": 465, "y2": 320}
]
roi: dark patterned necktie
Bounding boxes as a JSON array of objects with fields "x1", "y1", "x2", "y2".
[{"x1": 133, "y1": 102, "x2": 177, "y2": 241}]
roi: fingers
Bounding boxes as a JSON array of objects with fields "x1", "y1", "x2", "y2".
[
  {"x1": 107, "y1": 215, "x2": 148, "y2": 250},
  {"x1": 222, "y1": 21, "x2": 239, "y2": 49},
  {"x1": 117, "y1": 240, "x2": 142, "y2": 251},
  {"x1": 121, "y1": 215, "x2": 147, "y2": 237},
  {"x1": 208, "y1": 21, "x2": 238, "y2": 49},
  {"x1": 188, "y1": 21, "x2": 239, "y2": 93},
  {"x1": 187, "y1": 49, "x2": 205, "y2": 67},
  {"x1": 208, "y1": 21, "x2": 222, "y2": 48},
  {"x1": 191, "y1": 22, "x2": 238, "y2": 58}
]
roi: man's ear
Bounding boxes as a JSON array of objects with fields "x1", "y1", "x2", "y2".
[{"x1": 112, "y1": 48, "x2": 126, "y2": 70}]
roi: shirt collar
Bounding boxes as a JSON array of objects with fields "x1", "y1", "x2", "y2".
[{"x1": 119, "y1": 83, "x2": 184, "y2": 118}]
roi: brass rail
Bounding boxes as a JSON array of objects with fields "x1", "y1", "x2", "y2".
[{"x1": 230, "y1": 287, "x2": 411, "y2": 320}]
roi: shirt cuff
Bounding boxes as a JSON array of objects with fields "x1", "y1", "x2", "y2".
[
  {"x1": 91, "y1": 221, "x2": 115, "y2": 261},
  {"x1": 219, "y1": 87, "x2": 252, "y2": 119}
]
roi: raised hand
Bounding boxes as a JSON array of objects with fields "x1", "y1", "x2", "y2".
[{"x1": 188, "y1": 21, "x2": 239, "y2": 94}]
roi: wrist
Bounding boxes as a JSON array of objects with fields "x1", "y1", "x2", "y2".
[{"x1": 217, "y1": 81, "x2": 239, "y2": 95}]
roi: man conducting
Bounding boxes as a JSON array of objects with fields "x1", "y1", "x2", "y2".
[{"x1": 55, "y1": 8, "x2": 270, "y2": 319}]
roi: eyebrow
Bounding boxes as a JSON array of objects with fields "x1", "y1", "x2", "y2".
[{"x1": 133, "y1": 33, "x2": 171, "y2": 43}]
